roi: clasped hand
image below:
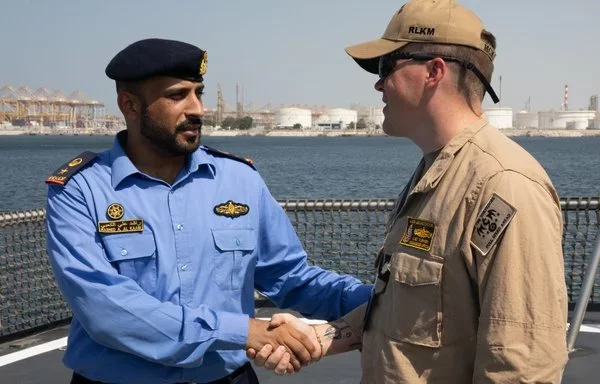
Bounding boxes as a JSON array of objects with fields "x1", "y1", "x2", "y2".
[{"x1": 246, "y1": 314, "x2": 322, "y2": 375}]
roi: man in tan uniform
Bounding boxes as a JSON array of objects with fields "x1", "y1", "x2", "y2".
[{"x1": 249, "y1": 0, "x2": 569, "y2": 382}]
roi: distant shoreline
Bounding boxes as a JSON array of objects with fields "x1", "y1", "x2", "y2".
[{"x1": 1, "y1": 127, "x2": 600, "y2": 138}]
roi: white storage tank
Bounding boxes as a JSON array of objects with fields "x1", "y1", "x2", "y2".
[
  {"x1": 514, "y1": 111, "x2": 539, "y2": 129},
  {"x1": 367, "y1": 107, "x2": 384, "y2": 127},
  {"x1": 275, "y1": 107, "x2": 312, "y2": 128},
  {"x1": 314, "y1": 113, "x2": 330, "y2": 125},
  {"x1": 326, "y1": 108, "x2": 358, "y2": 129},
  {"x1": 484, "y1": 108, "x2": 513, "y2": 129},
  {"x1": 538, "y1": 110, "x2": 596, "y2": 130}
]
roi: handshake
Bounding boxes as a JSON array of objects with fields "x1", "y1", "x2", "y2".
[{"x1": 245, "y1": 313, "x2": 360, "y2": 375}]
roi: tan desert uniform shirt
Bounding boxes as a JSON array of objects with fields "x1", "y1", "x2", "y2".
[{"x1": 344, "y1": 117, "x2": 568, "y2": 383}]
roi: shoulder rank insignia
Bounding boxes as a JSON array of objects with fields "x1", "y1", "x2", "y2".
[
  {"x1": 203, "y1": 146, "x2": 256, "y2": 170},
  {"x1": 45, "y1": 151, "x2": 97, "y2": 186},
  {"x1": 471, "y1": 193, "x2": 517, "y2": 256},
  {"x1": 214, "y1": 200, "x2": 249, "y2": 218},
  {"x1": 399, "y1": 217, "x2": 436, "y2": 252}
]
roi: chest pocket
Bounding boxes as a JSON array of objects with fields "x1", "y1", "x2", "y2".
[
  {"x1": 103, "y1": 231, "x2": 158, "y2": 294},
  {"x1": 378, "y1": 252, "x2": 444, "y2": 348},
  {"x1": 211, "y1": 228, "x2": 256, "y2": 291}
]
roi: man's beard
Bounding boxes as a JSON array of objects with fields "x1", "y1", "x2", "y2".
[{"x1": 139, "y1": 104, "x2": 202, "y2": 156}]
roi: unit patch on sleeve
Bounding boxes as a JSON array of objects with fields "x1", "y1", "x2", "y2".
[
  {"x1": 45, "y1": 151, "x2": 97, "y2": 186},
  {"x1": 399, "y1": 217, "x2": 436, "y2": 251},
  {"x1": 471, "y1": 193, "x2": 517, "y2": 256},
  {"x1": 214, "y1": 200, "x2": 249, "y2": 218}
]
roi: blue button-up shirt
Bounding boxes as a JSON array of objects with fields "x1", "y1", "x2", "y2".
[{"x1": 46, "y1": 134, "x2": 371, "y2": 384}]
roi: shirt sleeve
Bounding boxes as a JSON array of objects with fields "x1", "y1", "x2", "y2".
[
  {"x1": 341, "y1": 302, "x2": 368, "y2": 337},
  {"x1": 253, "y1": 180, "x2": 372, "y2": 321},
  {"x1": 45, "y1": 180, "x2": 249, "y2": 368},
  {"x1": 470, "y1": 171, "x2": 568, "y2": 383}
]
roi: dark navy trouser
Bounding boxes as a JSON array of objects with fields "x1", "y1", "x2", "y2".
[{"x1": 70, "y1": 362, "x2": 260, "y2": 384}]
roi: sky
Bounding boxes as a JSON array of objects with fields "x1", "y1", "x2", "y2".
[{"x1": 2, "y1": 0, "x2": 599, "y2": 115}]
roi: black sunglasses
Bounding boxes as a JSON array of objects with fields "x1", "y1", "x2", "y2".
[{"x1": 378, "y1": 52, "x2": 500, "y2": 104}]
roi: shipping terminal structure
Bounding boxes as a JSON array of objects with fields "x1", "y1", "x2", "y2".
[{"x1": 1, "y1": 83, "x2": 599, "y2": 132}]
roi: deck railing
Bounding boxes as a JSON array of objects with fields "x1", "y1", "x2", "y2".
[{"x1": 1, "y1": 197, "x2": 599, "y2": 342}]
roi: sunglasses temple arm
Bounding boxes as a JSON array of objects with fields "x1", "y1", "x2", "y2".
[{"x1": 468, "y1": 64, "x2": 500, "y2": 104}]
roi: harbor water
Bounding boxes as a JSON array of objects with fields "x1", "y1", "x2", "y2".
[{"x1": 1, "y1": 134, "x2": 599, "y2": 212}]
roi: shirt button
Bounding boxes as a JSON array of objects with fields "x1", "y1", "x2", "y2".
[
  {"x1": 121, "y1": 249, "x2": 128, "y2": 256},
  {"x1": 181, "y1": 264, "x2": 188, "y2": 271},
  {"x1": 235, "y1": 238, "x2": 241, "y2": 246},
  {"x1": 177, "y1": 224, "x2": 184, "y2": 231}
]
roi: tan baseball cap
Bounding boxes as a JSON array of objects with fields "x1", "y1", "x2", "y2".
[{"x1": 345, "y1": 0, "x2": 495, "y2": 74}]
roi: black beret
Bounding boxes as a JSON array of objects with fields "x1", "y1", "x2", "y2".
[{"x1": 105, "y1": 38, "x2": 207, "y2": 82}]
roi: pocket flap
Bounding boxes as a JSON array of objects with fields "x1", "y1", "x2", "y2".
[
  {"x1": 211, "y1": 228, "x2": 256, "y2": 251},
  {"x1": 103, "y1": 232, "x2": 156, "y2": 262},
  {"x1": 393, "y1": 252, "x2": 443, "y2": 287}
]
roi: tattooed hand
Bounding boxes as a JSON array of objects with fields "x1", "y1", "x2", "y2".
[{"x1": 247, "y1": 314, "x2": 363, "y2": 375}]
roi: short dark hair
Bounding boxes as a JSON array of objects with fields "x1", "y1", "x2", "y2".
[
  {"x1": 115, "y1": 80, "x2": 142, "y2": 96},
  {"x1": 403, "y1": 30, "x2": 496, "y2": 103}
]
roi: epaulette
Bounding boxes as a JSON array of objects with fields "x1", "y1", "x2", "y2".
[
  {"x1": 45, "y1": 151, "x2": 97, "y2": 186},
  {"x1": 203, "y1": 146, "x2": 256, "y2": 170}
]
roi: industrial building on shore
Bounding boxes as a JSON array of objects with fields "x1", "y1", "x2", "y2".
[
  {"x1": 485, "y1": 108, "x2": 599, "y2": 130},
  {"x1": 1, "y1": 83, "x2": 599, "y2": 133},
  {"x1": 485, "y1": 88, "x2": 599, "y2": 130}
]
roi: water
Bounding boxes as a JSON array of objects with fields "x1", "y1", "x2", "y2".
[{"x1": 0, "y1": 134, "x2": 599, "y2": 212}]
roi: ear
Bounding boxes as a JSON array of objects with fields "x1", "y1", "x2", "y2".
[
  {"x1": 424, "y1": 57, "x2": 447, "y2": 88},
  {"x1": 117, "y1": 91, "x2": 141, "y2": 120}
]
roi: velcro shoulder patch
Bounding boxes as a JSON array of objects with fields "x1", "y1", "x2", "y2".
[
  {"x1": 203, "y1": 146, "x2": 256, "y2": 170},
  {"x1": 471, "y1": 193, "x2": 517, "y2": 256},
  {"x1": 45, "y1": 151, "x2": 97, "y2": 186}
]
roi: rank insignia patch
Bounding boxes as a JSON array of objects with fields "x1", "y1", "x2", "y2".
[
  {"x1": 471, "y1": 193, "x2": 517, "y2": 256},
  {"x1": 45, "y1": 151, "x2": 97, "y2": 186},
  {"x1": 399, "y1": 217, "x2": 435, "y2": 251},
  {"x1": 106, "y1": 203, "x2": 125, "y2": 220},
  {"x1": 98, "y1": 219, "x2": 144, "y2": 234},
  {"x1": 214, "y1": 200, "x2": 249, "y2": 218}
]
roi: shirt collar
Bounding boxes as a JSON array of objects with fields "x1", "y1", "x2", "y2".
[
  {"x1": 110, "y1": 131, "x2": 138, "y2": 188},
  {"x1": 412, "y1": 116, "x2": 488, "y2": 194},
  {"x1": 109, "y1": 131, "x2": 216, "y2": 188},
  {"x1": 191, "y1": 146, "x2": 216, "y2": 177}
]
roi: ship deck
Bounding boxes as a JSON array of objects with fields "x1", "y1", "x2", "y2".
[{"x1": 1, "y1": 308, "x2": 599, "y2": 384}]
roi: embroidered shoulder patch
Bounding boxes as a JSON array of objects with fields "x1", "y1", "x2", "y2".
[
  {"x1": 399, "y1": 217, "x2": 436, "y2": 252},
  {"x1": 471, "y1": 193, "x2": 517, "y2": 256},
  {"x1": 45, "y1": 151, "x2": 97, "y2": 186}
]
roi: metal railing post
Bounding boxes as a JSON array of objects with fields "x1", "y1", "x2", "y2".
[{"x1": 566, "y1": 232, "x2": 600, "y2": 352}]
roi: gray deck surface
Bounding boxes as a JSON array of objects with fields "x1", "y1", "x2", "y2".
[{"x1": 1, "y1": 309, "x2": 598, "y2": 383}]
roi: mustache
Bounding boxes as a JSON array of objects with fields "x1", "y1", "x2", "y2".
[{"x1": 176, "y1": 118, "x2": 203, "y2": 131}]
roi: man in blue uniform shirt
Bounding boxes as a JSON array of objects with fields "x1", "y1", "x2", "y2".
[{"x1": 45, "y1": 38, "x2": 371, "y2": 384}]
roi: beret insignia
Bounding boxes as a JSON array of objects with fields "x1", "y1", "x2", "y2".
[{"x1": 199, "y1": 51, "x2": 207, "y2": 76}]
